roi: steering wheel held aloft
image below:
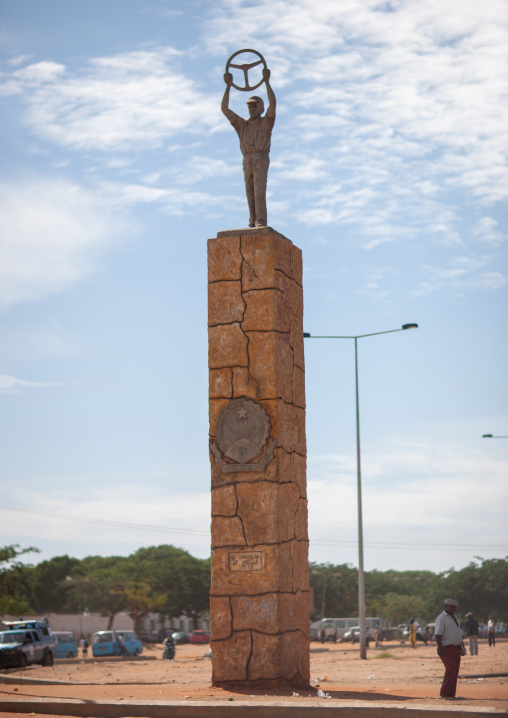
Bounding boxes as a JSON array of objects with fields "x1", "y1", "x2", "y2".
[{"x1": 225, "y1": 49, "x2": 268, "y2": 92}]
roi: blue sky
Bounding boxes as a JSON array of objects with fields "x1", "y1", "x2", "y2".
[{"x1": 0, "y1": 0, "x2": 507, "y2": 574}]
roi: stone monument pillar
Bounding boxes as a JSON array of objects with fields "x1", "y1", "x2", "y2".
[{"x1": 208, "y1": 226, "x2": 310, "y2": 688}]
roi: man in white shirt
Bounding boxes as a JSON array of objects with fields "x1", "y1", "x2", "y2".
[{"x1": 434, "y1": 598, "x2": 464, "y2": 698}]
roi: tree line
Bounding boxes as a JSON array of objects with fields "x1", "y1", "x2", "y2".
[
  {"x1": 1, "y1": 544, "x2": 506, "y2": 632},
  {"x1": 310, "y1": 558, "x2": 508, "y2": 624},
  {"x1": 0, "y1": 544, "x2": 210, "y2": 634}
]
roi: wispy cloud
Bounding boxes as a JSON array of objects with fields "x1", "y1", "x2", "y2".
[
  {"x1": 2, "y1": 48, "x2": 220, "y2": 152},
  {"x1": 472, "y1": 217, "x2": 506, "y2": 246},
  {"x1": 357, "y1": 266, "x2": 399, "y2": 301},
  {"x1": 0, "y1": 374, "x2": 62, "y2": 393},
  {"x1": 415, "y1": 256, "x2": 506, "y2": 295},
  {"x1": 0, "y1": 176, "x2": 130, "y2": 310},
  {"x1": 97, "y1": 179, "x2": 234, "y2": 217}
]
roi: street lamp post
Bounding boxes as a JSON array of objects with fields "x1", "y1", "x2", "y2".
[
  {"x1": 304, "y1": 323, "x2": 418, "y2": 659},
  {"x1": 315, "y1": 571, "x2": 342, "y2": 618},
  {"x1": 321, "y1": 574, "x2": 328, "y2": 618}
]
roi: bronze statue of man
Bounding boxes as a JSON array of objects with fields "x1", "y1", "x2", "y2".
[{"x1": 222, "y1": 67, "x2": 276, "y2": 228}]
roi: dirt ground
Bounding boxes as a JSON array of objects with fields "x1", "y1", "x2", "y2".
[{"x1": 1, "y1": 638, "x2": 507, "y2": 716}]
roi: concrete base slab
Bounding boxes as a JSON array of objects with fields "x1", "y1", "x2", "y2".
[{"x1": 0, "y1": 697, "x2": 505, "y2": 718}]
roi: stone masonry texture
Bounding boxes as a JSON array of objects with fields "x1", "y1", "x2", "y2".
[{"x1": 208, "y1": 228, "x2": 310, "y2": 688}]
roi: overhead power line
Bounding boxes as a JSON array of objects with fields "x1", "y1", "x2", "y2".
[
  {"x1": 1, "y1": 505, "x2": 209, "y2": 536},
  {"x1": 2, "y1": 506, "x2": 506, "y2": 553},
  {"x1": 311, "y1": 539, "x2": 508, "y2": 552}
]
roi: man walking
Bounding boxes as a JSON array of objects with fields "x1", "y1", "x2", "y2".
[
  {"x1": 434, "y1": 598, "x2": 465, "y2": 699},
  {"x1": 465, "y1": 612, "x2": 479, "y2": 655}
]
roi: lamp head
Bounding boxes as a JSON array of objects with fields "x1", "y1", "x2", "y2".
[{"x1": 402, "y1": 323, "x2": 418, "y2": 330}]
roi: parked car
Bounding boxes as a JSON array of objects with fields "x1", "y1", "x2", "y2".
[
  {"x1": 0, "y1": 619, "x2": 56, "y2": 668},
  {"x1": 398, "y1": 624, "x2": 410, "y2": 637},
  {"x1": 189, "y1": 630, "x2": 210, "y2": 644},
  {"x1": 91, "y1": 630, "x2": 142, "y2": 657},
  {"x1": 171, "y1": 631, "x2": 189, "y2": 645},
  {"x1": 53, "y1": 631, "x2": 77, "y2": 658},
  {"x1": 340, "y1": 627, "x2": 360, "y2": 643}
]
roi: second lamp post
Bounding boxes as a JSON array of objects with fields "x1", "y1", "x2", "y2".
[{"x1": 304, "y1": 323, "x2": 418, "y2": 659}]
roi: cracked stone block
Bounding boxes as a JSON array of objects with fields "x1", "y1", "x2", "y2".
[
  {"x1": 248, "y1": 630, "x2": 309, "y2": 686},
  {"x1": 211, "y1": 485, "x2": 238, "y2": 516},
  {"x1": 208, "y1": 280, "x2": 245, "y2": 326},
  {"x1": 289, "y1": 243, "x2": 303, "y2": 285},
  {"x1": 231, "y1": 591, "x2": 310, "y2": 635},
  {"x1": 208, "y1": 323, "x2": 249, "y2": 369},
  {"x1": 211, "y1": 515, "x2": 246, "y2": 548},
  {"x1": 280, "y1": 273, "x2": 303, "y2": 320},
  {"x1": 294, "y1": 498, "x2": 309, "y2": 542},
  {"x1": 240, "y1": 233, "x2": 292, "y2": 291},
  {"x1": 296, "y1": 406, "x2": 307, "y2": 456},
  {"x1": 210, "y1": 596, "x2": 232, "y2": 641},
  {"x1": 275, "y1": 448, "x2": 292, "y2": 483},
  {"x1": 289, "y1": 314, "x2": 305, "y2": 372},
  {"x1": 245, "y1": 331, "x2": 293, "y2": 404},
  {"x1": 292, "y1": 365, "x2": 306, "y2": 409},
  {"x1": 242, "y1": 288, "x2": 290, "y2": 332},
  {"x1": 236, "y1": 481, "x2": 300, "y2": 545},
  {"x1": 290, "y1": 453, "x2": 307, "y2": 499},
  {"x1": 231, "y1": 367, "x2": 262, "y2": 399},
  {"x1": 209, "y1": 368, "x2": 232, "y2": 399},
  {"x1": 289, "y1": 539, "x2": 310, "y2": 593},
  {"x1": 210, "y1": 596, "x2": 233, "y2": 641},
  {"x1": 208, "y1": 236, "x2": 242, "y2": 282},
  {"x1": 211, "y1": 630, "x2": 251, "y2": 683},
  {"x1": 260, "y1": 399, "x2": 300, "y2": 454}
]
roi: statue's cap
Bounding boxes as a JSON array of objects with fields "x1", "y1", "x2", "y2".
[{"x1": 246, "y1": 95, "x2": 263, "y2": 104}]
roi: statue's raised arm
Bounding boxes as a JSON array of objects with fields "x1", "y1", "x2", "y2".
[
  {"x1": 263, "y1": 68, "x2": 276, "y2": 119},
  {"x1": 221, "y1": 72, "x2": 238, "y2": 124},
  {"x1": 222, "y1": 50, "x2": 276, "y2": 228}
]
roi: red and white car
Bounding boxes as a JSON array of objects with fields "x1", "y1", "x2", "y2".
[{"x1": 189, "y1": 630, "x2": 210, "y2": 644}]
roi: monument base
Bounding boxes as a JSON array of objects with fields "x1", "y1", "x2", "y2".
[{"x1": 208, "y1": 227, "x2": 310, "y2": 689}]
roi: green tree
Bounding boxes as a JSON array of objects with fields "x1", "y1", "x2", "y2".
[
  {"x1": 309, "y1": 563, "x2": 358, "y2": 619},
  {"x1": 440, "y1": 557, "x2": 508, "y2": 623},
  {"x1": 119, "y1": 580, "x2": 166, "y2": 636},
  {"x1": 366, "y1": 570, "x2": 439, "y2": 623},
  {"x1": 166, "y1": 553, "x2": 211, "y2": 628},
  {"x1": 30, "y1": 555, "x2": 82, "y2": 614},
  {"x1": 374, "y1": 592, "x2": 426, "y2": 624},
  {"x1": 75, "y1": 556, "x2": 129, "y2": 629},
  {"x1": 0, "y1": 544, "x2": 40, "y2": 616},
  {"x1": 126, "y1": 545, "x2": 211, "y2": 629}
]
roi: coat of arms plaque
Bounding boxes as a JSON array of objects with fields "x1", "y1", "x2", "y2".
[{"x1": 210, "y1": 396, "x2": 276, "y2": 473}]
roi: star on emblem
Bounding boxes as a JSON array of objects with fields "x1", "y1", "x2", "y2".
[{"x1": 237, "y1": 407, "x2": 248, "y2": 419}]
